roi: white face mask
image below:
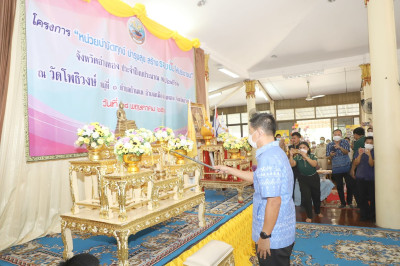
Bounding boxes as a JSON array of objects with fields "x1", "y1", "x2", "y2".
[
  {"x1": 333, "y1": 136, "x2": 342, "y2": 142},
  {"x1": 276, "y1": 138, "x2": 281, "y2": 142},
  {"x1": 365, "y1": 144, "x2": 374, "y2": 150},
  {"x1": 248, "y1": 131, "x2": 258, "y2": 149},
  {"x1": 366, "y1": 132, "x2": 373, "y2": 137},
  {"x1": 320, "y1": 140, "x2": 325, "y2": 144},
  {"x1": 300, "y1": 148, "x2": 308, "y2": 154}
]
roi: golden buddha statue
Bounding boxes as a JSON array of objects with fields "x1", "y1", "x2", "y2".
[{"x1": 115, "y1": 102, "x2": 137, "y2": 137}]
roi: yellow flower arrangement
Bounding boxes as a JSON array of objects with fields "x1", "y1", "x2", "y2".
[
  {"x1": 217, "y1": 132, "x2": 232, "y2": 142},
  {"x1": 154, "y1": 126, "x2": 175, "y2": 142},
  {"x1": 223, "y1": 136, "x2": 243, "y2": 150},
  {"x1": 167, "y1": 135, "x2": 194, "y2": 152},
  {"x1": 241, "y1": 137, "x2": 252, "y2": 152},
  {"x1": 126, "y1": 128, "x2": 156, "y2": 143},
  {"x1": 114, "y1": 129, "x2": 152, "y2": 160},
  {"x1": 75, "y1": 122, "x2": 114, "y2": 149}
]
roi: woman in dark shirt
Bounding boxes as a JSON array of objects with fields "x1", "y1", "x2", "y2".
[
  {"x1": 353, "y1": 136, "x2": 375, "y2": 221},
  {"x1": 289, "y1": 142, "x2": 323, "y2": 222}
]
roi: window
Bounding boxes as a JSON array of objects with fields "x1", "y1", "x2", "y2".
[
  {"x1": 276, "y1": 109, "x2": 294, "y2": 121},
  {"x1": 241, "y1": 112, "x2": 248, "y2": 123},
  {"x1": 228, "y1": 125, "x2": 241, "y2": 138},
  {"x1": 316, "y1": 105, "x2": 337, "y2": 118},
  {"x1": 227, "y1": 113, "x2": 241, "y2": 124},
  {"x1": 338, "y1": 104, "x2": 359, "y2": 116},
  {"x1": 295, "y1": 107, "x2": 315, "y2": 119}
]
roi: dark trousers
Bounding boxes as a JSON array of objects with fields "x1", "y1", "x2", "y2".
[
  {"x1": 332, "y1": 172, "x2": 356, "y2": 206},
  {"x1": 298, "y1": 173, "x2": 321, "y2": 219},
  {"x1": 357, "y1": 179, "x2": 375, "y2": 220},
  {"x1": 256, "y1": 242, "x2": 294, "y2": 266}
]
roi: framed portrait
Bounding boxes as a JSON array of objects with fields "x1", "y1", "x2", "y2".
[{"x1": 191, "y1": 103, "x2": 207, "y2": 139}]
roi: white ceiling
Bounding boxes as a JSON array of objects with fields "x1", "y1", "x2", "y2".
[{"x1": 123, "y1": 0, "x2": 400, "y2": 108}]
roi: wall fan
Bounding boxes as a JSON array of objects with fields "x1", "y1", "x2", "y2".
[
  {"x1": 361, "y1": 98, "x2": 373, "y2": 114},
  {"x1": 305, "y1": 80, "x2": 325, "y2": 101}
]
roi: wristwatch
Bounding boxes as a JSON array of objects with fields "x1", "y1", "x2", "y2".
[{"x1": 260, "y1": 231, "x2": 271, "y2": 239}]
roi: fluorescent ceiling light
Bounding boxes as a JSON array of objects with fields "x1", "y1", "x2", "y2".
[
  {"x1": 218, "y1": 68, "x2": 239, "y2": 78},
  {"x1": 209, "y1": 92, "x2": 222, "y2": 99}
]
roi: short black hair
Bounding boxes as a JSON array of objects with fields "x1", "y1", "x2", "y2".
[
  {"x1": 367, "y1": 127, "x2": 373, "y2": 132},
  {"x1": 275, "y1": 134, "x2": 281, "y2": 137},
  {"x1": 249, "y1": 112, "x2": 276, "y2": 136},
  {"x1": 364, "y1": 136, "x2": 373, "y2": 142},
  {"x1": 353, "y1": 127, "x2": 365, "y2": 136},
  {"x1": 333, "y1": 129, "x2": 342, "y2": 135},
  {"x1": 59, "y1": 253, "x2": 100, "y2": 266},
  {"x1": 291, "y1": 132, "x2": 301, "y2": 138},
  {"x1": 344, "y1": 137, "x2": 350, "y2": 140},
  {"x1": 299, "y1": 141, "x2": 311, "y2": 154}
]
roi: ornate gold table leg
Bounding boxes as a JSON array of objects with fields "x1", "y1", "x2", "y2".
[
  {"x1": 198, "y1": 197, "x2": 205, "y2": 227},
  {"x1": 237, "y1": 187, "x2": 244, "y2": 203},
  {"x1": 61, "y1": 221, "x2": 73, "y2": 259},
  {"x1": 69, "y1": 167, "x2": 80, "y2": 214},
  {"x1": 100, "y1": 178, "x2": 111, "y2": 219},
  {"x1": 115, "y1": 230, "x2": 130, "y2": 266},
  {"x1": 117, "y1": 181, "x2": 128, "y2": 221}
]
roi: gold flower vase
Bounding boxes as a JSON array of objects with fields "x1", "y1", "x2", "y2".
[
  {"x1": 123, "y1": 154, "x2": 142, "y2": 173},
  {"x1": 228, "y1": 148, "x2": 240, "y2": 159},
  {"x1": 203, "y1": 136, "x2": 213, "y2": 145},
  {"x1": 173, "y1": 149, "x2": 187, "y2": 164},
  {"x1": 87, "y1": 145, "x2": 103, "y2": 161}
]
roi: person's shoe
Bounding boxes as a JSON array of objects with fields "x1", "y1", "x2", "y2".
[
  {"x1": 348, "y1": 204, "x2": 354, "y2": 208},
  {"x1": 339, "y1": 204, "x2": 346, "y2": 208}
]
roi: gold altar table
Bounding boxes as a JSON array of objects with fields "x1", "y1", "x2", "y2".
[
  {"x1": 223, "y1": 158, "x2": 251, "y2": 181},
  {"x1": 99, "y1": 169, "x2": 154, "y2": 221},
  {"x1": 61, "y1": 190, "x2": 205, "y2": 266},
  {"x1": 69, "y1": 159, "x2": 117, "y2": 214},
  {"x1": 199, "y1": 179, "x2": 252, "y2": 203}
]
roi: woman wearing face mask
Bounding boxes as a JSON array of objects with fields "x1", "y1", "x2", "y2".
[
  {"x1": 353, "y1": 136, "x2": 375, "y2": 221},
  {"x1": 289, "y1": 142, "x2": 322, "y2": 223}
]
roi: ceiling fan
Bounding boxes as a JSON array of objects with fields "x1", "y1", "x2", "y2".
[{"x1": 305, "y1": 80, "x2": 325, "y2": 101}]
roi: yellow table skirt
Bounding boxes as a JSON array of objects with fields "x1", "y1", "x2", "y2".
[{"x1": 166, "y1": 204, "x2": 256, "y2": 265}]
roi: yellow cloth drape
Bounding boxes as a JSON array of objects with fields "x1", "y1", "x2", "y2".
[
  {"x1": 167, "y1": 204, "x2": 256, "y2": 266},
  {"x1": 96, "y1": 0, "x2": 200, "y2": 52}
]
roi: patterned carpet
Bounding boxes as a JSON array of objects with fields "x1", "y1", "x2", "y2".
[
  {"x1": 291, "y1": 223, "x2": 400, "y2": 265},
  {"x1": 0, "y1": 187, "x2": 254, "y2": 266}
]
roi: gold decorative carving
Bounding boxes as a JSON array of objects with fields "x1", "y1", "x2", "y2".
[
  {"x1": 69, "y1": 159, "x2": 117, "y2": 214},
  {"x1": 205, "y1": 54, "x2": 210, "y2": 82},
  {"x1": 101, "y1": 169, "x2": 154, "y2": 221},
  {"x1": 223, "y1": 159, "x2": 250, "y2": 181},
  {"x1": 244, "y1": 80, "x2": 256, "y2": 99},
  {"x1": 60, "y1": 193, "x2": 205, "y2": 266},
  {"x1": 359, "y1": 63, "x2": 371, "y2": 87}
]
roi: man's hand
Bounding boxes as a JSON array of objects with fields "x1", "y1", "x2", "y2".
[
  {"x1": 365, "y1": 149, "x2": 371, "y2": 156},
  {"x1": 358, "y1": 147, "x2": 365, "y2": 155},
  {"x1": 213, "y1": 165, "x2": 232, "y2": 174},
  {"x1": 330, "y1": 151, "x2": 336, "y2": 157},
  {"x1": 334, "y1": 143, "x2": 340, "y2": 150},
  {"x1": 256, "y1": 238, "x2": 271, "y2": 260}
]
